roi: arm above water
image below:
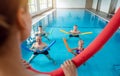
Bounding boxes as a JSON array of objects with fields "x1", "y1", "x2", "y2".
[
  {"x1": 71, "y1": 48, "x2": 78, "y2": 56},
  {"x1": 30, "y1": 43, "x2": 36, "y2": 52},
  {"x1": 43, "y1": 43, "x2": 47, "y2": 48},
  {"x1": 69, "y1": 30, "x2": 73, "y2": 34},
  {"x1": 71, "y1": 48, "x2": 77, "y2": 51}
]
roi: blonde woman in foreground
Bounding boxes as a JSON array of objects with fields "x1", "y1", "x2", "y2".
[{"x1": 0, "y1": 0, "x2": 77, "y2": 76}]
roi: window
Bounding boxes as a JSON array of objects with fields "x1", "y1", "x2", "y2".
[
  {"x1": 48, "y1": 0, "x2": 52, "y2": 8},
  {"x1": 39, "y1": 0, "x2": 48, "y2": 10},
  {"x1": 28, "y1": 0, "x2": 53, "y2": 15},
  {"x1": 28, "y1": 0, "x2": 37, "y2": 13}
]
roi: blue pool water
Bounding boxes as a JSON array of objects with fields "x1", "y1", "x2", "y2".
[{"x1": 21, "y1": 9, "x2": 120, "y2": 76}]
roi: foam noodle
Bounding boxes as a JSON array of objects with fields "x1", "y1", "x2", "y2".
[
  {"x1": 21, "y1": 40, "x2": 56, "y2": 53},
  {"x1": 60, "y1": 29, "x2": 92, "y2": 35},
  {"x1": 60, "y1": 29, "x2": 70, "y2": 34},
  {"x1": 63, "y1": 38, "x2": 72, "y2": 52},
  {"x1": 80, "y1": 32, "x2": 92, "y2": 35}
]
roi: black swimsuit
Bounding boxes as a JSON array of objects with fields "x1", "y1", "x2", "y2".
[
  {"x1": 33, "y1": 47, "x2": 49, "y2": 55},
  {"x1": 69, "y1": 34, "x2": 79, "y2": 37},
  {"x1": 34, "y1": 51, "x2": 48, "y2": 55}
]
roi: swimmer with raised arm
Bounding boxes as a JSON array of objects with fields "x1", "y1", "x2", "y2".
[
  {"x1": 71, "y1": 40, "x2": 84, "y2": 56},
  {"x1": 0, "y1": 0, "x2": 77, "y2": 76},
  {"x1": 69, "y1": 25, "x2": 81, "y2": 38},
  {"x1": 36, "y1": 26, "x2": 50, "y2": 41},
  {"x1": 71, "y1": 40, "x2": 86, "y2": 65},
  {"x1": 28, "y1": 35, "x2": 55, "y2": 64}
]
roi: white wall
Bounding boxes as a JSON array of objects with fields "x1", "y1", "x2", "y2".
[
  {"x1": 100, "y1": 0, "x2": 111, "y2": 13},
  {"x1": 115, "y1": 0, "x2": 120, "y2": 12},
  {"x1": 92, "y1": 0, "x2": 98, "y2": 9},
  {"x1": 56, "y1": 0, "x2": 86, "y2": 8}
]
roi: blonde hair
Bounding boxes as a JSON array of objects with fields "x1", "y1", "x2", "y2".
[
  {"x1": 79, "y1": 40, "x2": 84, "y2": 45},
  {"x1": 0, "y1": 0, "x2": 28, "y2": 45}
]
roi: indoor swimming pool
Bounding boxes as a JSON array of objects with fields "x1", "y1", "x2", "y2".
[{"x1": 21, "y1": 9, "x2": 120, "y2": 76}]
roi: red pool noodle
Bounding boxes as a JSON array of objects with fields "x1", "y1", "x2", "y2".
[
  {"x1": 50, "y1": 8, "x2": 120, "y2": 76},
  {"x1": 27, "y1": 67, "x2": 49, "y2": 74},
  {"x1": 28, "y1": 8, "x2": 120, "y2": 76}
]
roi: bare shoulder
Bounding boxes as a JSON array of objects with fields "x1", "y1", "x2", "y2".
[{"x1": 43, "y1": 43, "x2": 47, "y2": 46}]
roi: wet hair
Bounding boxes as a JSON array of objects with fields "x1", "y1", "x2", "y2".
[
  {"x1": 0, "y1": 0, "x2": 28, "y2": 46},
  {"x1": 35, "y1": 33, "x2": 42, "y2": 37},
  {"x1": 38, "y1": 26, "x2": 42, "y2": 28},
  {"x1": 74, "y1": 25, "x2": 78, "y2": 27},
  {"x1": 35, "y1": 34, "x2": 39, "y2": 36},
  {"x1": 79, "y1": 40, "x2": 84, "y2": 44}
]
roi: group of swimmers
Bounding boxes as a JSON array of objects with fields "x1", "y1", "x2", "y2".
[{"x1": 28, "y1": 24, "x2": 85, "y2": 65}]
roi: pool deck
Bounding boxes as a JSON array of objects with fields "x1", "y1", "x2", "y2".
[
  {"x1": 87, "y1": 9, "x2": 120, "y2": 30},
  {"x1": 32, "y1": 8, "x2": 112, "y2": 24},
  {"x1": 32, "y1": 9, "x2": 56, "y2": 25},
  {"x1": 87, "y1": 8, "x2": 112, "y2": 22}
]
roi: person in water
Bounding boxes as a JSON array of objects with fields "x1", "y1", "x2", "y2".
[
  {"x1": 28, "y1": 35, "x2": 55, "y2": 64},
  {"x1": 36, "y1": 26, "x2": 50, "y2": 41},
  {"x1": 0, "y1": 0, "x2": 77, "y2": 76},
  {"x1": 69, "y1": 25, "x2": 81, "y2": 38},
  {"x1": 71, "y1": 40, "x2": 84, "y2": 56}
]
